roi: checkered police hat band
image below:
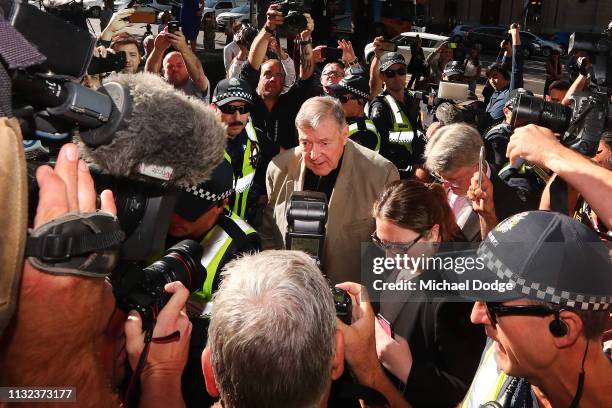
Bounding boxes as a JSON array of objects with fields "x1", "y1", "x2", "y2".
[
  {"x1": 380, "y1": 58, "x2": 405, "y2": 72},
  {"x1": 184, "y1": 185, "x2": 234, "y2": 202},
  {"x1": 341, "y1": 83, "x2": 369, "y2": 100},
  {"x1": 213, "y1": 91, "x2": 252, "y2": 104},
  {"x1": 477, "y1": 245, "x2": 612, "y2": 311}
]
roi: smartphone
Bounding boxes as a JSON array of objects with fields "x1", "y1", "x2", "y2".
[
  {"x1": 167, "y1": 20, "x2": 181, "y2": 33},
  {"x1": 128, "y1": 10, "x2": 156, "y2": 24},
  {"x1": 88, "y1": 51, "x2": 127, "y2": 75},
  {"x1": 377, "y1": 314, "x2": 394, "y2": 339},
  {"x1": 478, "y1": 146, "x2": 485, "y2": 189},
  {"x1": 321, "y1": 47, "x2": 343, "y2": 61},
  {"x1": 381, "y1": 40, "x2": 397, "y2": 52}
]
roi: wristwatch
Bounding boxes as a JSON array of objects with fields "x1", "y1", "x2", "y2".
[
  {"x1": 299, "y1": 38, "x2": 312, "y2": 46},
  {"x1": 264, "y1": 25, "x2": 275, "y2": 35}
]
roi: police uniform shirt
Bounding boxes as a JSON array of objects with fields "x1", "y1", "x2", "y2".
[
  {"x1": 347, "y1": 116, "x2": 380, "y2": 152},
  {"x1": 368, "y1": 89, "x2": 426, "y2": 174}
]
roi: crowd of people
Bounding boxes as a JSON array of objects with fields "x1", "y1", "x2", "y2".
[{"x1": 1, "y1": 3, "x2": 611, "y2": 408}]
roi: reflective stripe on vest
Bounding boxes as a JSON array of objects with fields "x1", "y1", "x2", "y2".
[
  {"x1": 348, "y1": 119, "x2": 381, "y2": 153},
  {"x1": 461, "y1": 342, "x2": 509, "y2": 408},
  {"x1": 188, "y1": 214, "x2": 255, "y2": 318},
  {"x1": 383, "y1": 95, "x2": 415, "y2": 152},
  {"x1": 226, "y1": 121, "x2": 258, "y2": 218}
]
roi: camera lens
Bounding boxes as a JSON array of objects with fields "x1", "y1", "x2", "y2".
[
  {"x1": 511, "y1": 94, "x2": 572, "y2": 133},
  {"x1": 143, "y1": 239, "x2": 206, "y2": 294}
]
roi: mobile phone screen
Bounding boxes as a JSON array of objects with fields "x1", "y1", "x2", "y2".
[{"x1": 377, "y1": 314, "x2": 394, "y2": 338}]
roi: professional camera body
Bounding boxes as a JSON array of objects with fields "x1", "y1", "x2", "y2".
[
  {"x1": 113, "y1": 240, "x2": 205, "y2": 330},
  {"x1": 285, "y1": 191, "x2": 328, "y2": 265},
  {"x1": 511, "y1": 27, "x2": 612, "y2": 157},
  {"x1": 272, "y1": 0, "x2": 307, "y2": 33}
]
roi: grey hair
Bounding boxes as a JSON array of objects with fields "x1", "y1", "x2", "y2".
[
  {"x1": 424, "y1": 123, "x2": 483, "y2": 175},
  {"x1": 295, "y1": 96, "x2": 346, "y2": 131},
  {"x1": 207, "y1": 250, "x2": 337, "y2": 408}
]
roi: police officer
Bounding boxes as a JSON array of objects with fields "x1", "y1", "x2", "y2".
[
  {"x1": 167, "y1": 160, "x2": 260, "y2": 408},
  {"x1": 327, "y1": 74, "x2": 381, "y2": 153},
  {"x1": 458, "y1": 211, "x2": 612, "y2": 408},
  {"x1": 211, "y1": 78, "x2": 262, "y2": 224},
  {"x1": 368, "y1": 52, "x2": 426, "y2": 178}
]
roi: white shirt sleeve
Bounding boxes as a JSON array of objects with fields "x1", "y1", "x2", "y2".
[{"x1": 281, "y1": 56, "x2": 296, "y2": 94}]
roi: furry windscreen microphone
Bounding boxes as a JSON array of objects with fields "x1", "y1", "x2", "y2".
[{"x1": 78, "y1": 72, "x2": 226, "y2": 188}]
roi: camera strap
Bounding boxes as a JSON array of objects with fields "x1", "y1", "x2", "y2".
[
  {"x1": 549, "y1": 177, "x2": 569, "y2": 216},
  {"x1": 25, "y1": 212, "x2": 125, "y2": 278}
]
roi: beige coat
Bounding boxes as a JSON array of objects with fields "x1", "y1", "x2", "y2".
[{"x1": 260, "y1": 140, "x2": 399, "y2": 284}]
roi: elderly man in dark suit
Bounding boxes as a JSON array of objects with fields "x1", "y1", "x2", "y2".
[{"x1": 260, "y1": 96, "x2": 399, "y2": 284}]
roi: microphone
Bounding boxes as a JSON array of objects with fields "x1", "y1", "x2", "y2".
[{"x1": 78, "y1": 72, "x2": 227, "y2": 188}]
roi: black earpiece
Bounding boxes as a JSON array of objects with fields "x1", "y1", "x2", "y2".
[{"x1": 549, "y1": 311, "x2": 568, "y2": 337}]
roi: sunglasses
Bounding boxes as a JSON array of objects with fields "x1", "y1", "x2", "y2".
[
  {"x1": 218, "y1": 104, "x2": 250, "y2": 114},
  {"x1": 383, "y1": 67, "x2": 407, "y2": 78},
  {"x1": 338, "y1": 95, "x2": 358, "y2": 103},
  {"x1": 371, "y1": 232, "x2": 423, "y2": 256},
  {"x1": 485, "y1": 302, "x2": 558, "y2": 326}
]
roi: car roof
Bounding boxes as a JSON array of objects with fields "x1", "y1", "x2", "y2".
[{"x1": 398, "y1": 32, "x2": 449, "y2": 41}]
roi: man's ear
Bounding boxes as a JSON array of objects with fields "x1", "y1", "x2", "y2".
[
  {"x1": 552, "y1": 310, "x2": 584, "y2": 349},
  {"x1": 202, "y1": 347, "x2": 220, "y2": 397},
  {"x1": 216, "y1": 198, "x2": 230, "y2": 214},
  {"x1": 331, "y1": 329, "x2": 345, "y2": 381}
]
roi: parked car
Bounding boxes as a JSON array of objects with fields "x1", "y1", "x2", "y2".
[
  {"x1": 202, "y1": 0, "x2": 242, "y2": 22},
  {"x1": 216, "y1": 4, "x2": 250, "y2": 31},
  {"x1": 364, "y1": 31, "x2": 449, "y2": 64},
  {"x1": 464, "y1": 26, "x2": 562, "y2": 57},
  {"x1": 115, "y1": 0, "x2": 176, "y2": 13},
  {"x1": 450, "y1": 24, "x2": 474, "y2": 42}
]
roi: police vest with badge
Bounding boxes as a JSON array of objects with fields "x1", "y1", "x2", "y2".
[
  {"x1": 212, "y1": 78, "x2": 262, "y2": 222},
  {"x1": 368, "y1": 52, "x2": 425, "y2": 176},
  {"x1": 327, "y1": 74, "x2": 382, "y2": 153}
]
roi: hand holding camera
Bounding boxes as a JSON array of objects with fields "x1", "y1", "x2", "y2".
[
  {"x1": 101, "y1": 8, "x2": 135, "y2": 41},
  {"x1": 506, "y1": 124, "x2": 562, "y2": 168},
  {"x1": 265, "y1": 4, "x2": 284, "y2": 31}
]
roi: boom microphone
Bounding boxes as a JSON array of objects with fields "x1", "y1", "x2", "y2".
[{"x1": 78, "y1": 72, "x2": 227, "y2": 188}]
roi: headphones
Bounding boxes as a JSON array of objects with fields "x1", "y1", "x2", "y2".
[{"x1": 549, "y1": 310, "x2": 569, "y2": 337}]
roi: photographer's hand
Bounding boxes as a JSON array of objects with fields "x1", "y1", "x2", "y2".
[
  {"x1": 125, "y1": 281, "x2": 192, "y2": 407},
  {"x1": 265, "y1": 4, "x2": 283, "y2": 31},
  {"x1": 467, "y1": 169, "x2": 498, "y2": 239},
  {"x1": 338, "y1": 39, "x2": 357, "y2": 65},
  {"x1": 335, "y1": 282, "x2": 411, "y2": 408},
  {"x1": 100, "y1": 8, "x2": 135, "y2": 42},
  {"x1": 4, "y1": 143, "x2": 119, "y2": 404},
  {"x1": 506, "y1": 124, "x2": 562, "y2": 168}
]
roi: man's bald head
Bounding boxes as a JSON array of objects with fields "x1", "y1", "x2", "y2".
[{"x1": 163, "y1": 51, "x2": 189, "y2": 87}]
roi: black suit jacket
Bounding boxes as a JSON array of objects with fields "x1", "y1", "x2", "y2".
[{"x1": 378, "y1": 272, "x2": 486, "y2": 407}]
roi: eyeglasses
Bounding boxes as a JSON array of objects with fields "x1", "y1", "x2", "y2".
[
  {"x1": 322, "y1": 70, "x2": 344, "y2": 78},
  {"x1": 371, "y1": 232, "x2": 423, "y2": 256},
  {"x1": 383, "y1": 67, "x2": 407, "y2": 78},
  {"x1": 485, "y1": 302, "x2": 558, "y2": 326},
  {"x1": 218, "y1": 104, "x2": 250, "y2": 114},
  {"x1": 338, "y1": 95, "x2": 358, "y2": 103}
]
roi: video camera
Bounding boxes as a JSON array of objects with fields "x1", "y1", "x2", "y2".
[
  {"x1": 511, "y1": 27, "x2": 612, "y2": 157},
  {"x1": 272, "y1": 0, "x2": 307, "y2": 33},
  {"x1": 3, "y1": 0, "x2": 207, "y2": 326}
]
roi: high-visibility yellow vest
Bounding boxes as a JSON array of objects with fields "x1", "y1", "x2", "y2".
[
  {"x1": 348, "y1": 118, "x2": 381, "y2": 153},
  {"x1": 383, "y1": 94, "x2": 416, "y2": 153},
  {"x1": 225, "y1": 121, "x2": 259, "y2": 219}
]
